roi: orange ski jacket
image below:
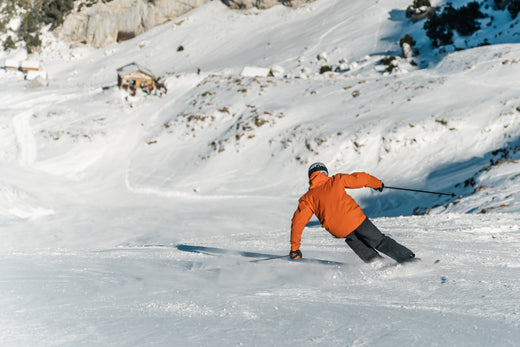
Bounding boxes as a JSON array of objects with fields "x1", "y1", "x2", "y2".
[{"x1": 290, "y1": 172, "x2": 383, "y2": 251}]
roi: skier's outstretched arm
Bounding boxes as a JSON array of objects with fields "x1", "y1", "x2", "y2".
[
  {"x1": 290, "y1": 200, "x2": 313, "y2": 258},
  {"x1": 339, "y1": 172, "x2": 383, "y2": 190}
]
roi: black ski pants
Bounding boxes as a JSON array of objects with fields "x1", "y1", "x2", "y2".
[{"x1": 345, "y1": 217, "x2": 415, "y2": 263}]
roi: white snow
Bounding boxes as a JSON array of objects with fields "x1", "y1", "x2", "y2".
[
  {"x1": 0, "y1": 0, "x2": 519, "y2": 345},
  {"x1": 240, "y1": 66, "x2": 270, "y2": 77}
]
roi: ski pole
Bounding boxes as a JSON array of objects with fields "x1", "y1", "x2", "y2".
[{"x1": 384, "y1": 185, "x2": 456, "y2": 197}]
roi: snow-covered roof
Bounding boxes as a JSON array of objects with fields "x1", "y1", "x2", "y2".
[
  {"x1": 117, "y1": 63, "x2": 155, "y2": 78},
  {"x1": 4, "y1": 59, "x2": 20, "y2": 68},
  {"x1": 21, "y1": 60, "x2": 40, "y2": 70}
]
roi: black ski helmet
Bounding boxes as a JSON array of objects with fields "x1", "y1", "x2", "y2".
[{"x1": 308, "y1": 162, "x2": 328, "y2": 178}]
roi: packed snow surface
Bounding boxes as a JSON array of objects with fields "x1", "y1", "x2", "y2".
[{"x1": 0, "y1": 0, "x2": 519, "y2": 345}]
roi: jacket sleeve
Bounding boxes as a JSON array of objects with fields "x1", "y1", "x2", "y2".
[
  {"x1": 290, "y1": 198, "x2": 314, "y2": 251},
  {"x1": 338, "y1": 172, "x2": 383, "y2": 189}
]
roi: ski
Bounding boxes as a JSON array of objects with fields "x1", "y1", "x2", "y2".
[{"x1": 250, "y1": 255, "x2": 346, "y2": 266}]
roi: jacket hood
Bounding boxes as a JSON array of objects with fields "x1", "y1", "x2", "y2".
[{"x1": 309, "y1": 172, "x2": 329, "y2": 188}]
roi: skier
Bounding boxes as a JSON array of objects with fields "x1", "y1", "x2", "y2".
[{"x1": 290, "y1": 162, "x2": 416, "y2": 264}]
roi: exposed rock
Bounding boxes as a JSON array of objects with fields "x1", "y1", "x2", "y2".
[
  {"x1": 317, "y1": 51, "x2": 328, "y2": 62},
  {"x1": 58, "y1": 0, "x2": 211, "y2": 48},
  {"x1": 57, "y1": 0, "x2": 316, "y2": 48},
  {"x1": 401, "y1": 42, "x2": 413, "y2": 59}
]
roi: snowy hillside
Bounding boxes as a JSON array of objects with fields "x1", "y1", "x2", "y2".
[{"x1": 1, "y1": 0, "x2": 519, "y2": 345}]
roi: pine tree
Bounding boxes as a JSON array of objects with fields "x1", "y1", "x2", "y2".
[
  {"x1": 3, "y1": 35, "x2": 16, "y2": 51},
  {"x1": 41, "y1": 0, "x2": 74, "y2": 29}
]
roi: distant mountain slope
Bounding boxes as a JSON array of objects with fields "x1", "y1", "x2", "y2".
[{"x1": 1, "y1": 0, "x2": 520, "y2": 218}]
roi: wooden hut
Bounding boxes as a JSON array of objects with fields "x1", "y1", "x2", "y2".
[{"x1": 117, "y1": 63, "x2": 156, "y2": 93}]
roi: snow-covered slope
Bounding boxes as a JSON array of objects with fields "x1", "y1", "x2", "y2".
[{"x1": 0, "y1": 0, "x2": 519, "y2": 345}]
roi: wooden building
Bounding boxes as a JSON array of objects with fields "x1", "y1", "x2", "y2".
[{"x1": 117, "y1": 63, "x2": 156, "y2": 92}]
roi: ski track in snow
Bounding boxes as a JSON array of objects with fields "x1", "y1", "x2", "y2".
[{"x1": 12, "y1": 111, "x2": 37, "y2": 166}]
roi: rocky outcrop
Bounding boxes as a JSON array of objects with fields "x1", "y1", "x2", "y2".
[
  {"x1": 58, "y1": 0, "x2": 316, "y2": 48},
  {"x1": 221, "y1": 0, "x2": 315, "y2": 9},
  {"x1": 58, "y1": 0, "x2": 211, "y2": 48}
]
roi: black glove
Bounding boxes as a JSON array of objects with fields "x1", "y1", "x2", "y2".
[
  {"x1": 374, "y1": 183, "x2": 384, "y2": 192},
  {"x1": 289, "y1": 249, "x2": 302, "y2": 260}
]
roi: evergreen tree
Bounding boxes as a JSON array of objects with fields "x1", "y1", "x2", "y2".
[
  {"x1": 20, "y1": 10, "x2": 39, "y2": 40},
  {"x1": 508, "y1": 0, "x2": 520, "y2": 18},
  {"x1": 41, "y1": 0, "x2": 74, "y2": 29},
  {"x1": 423, "y1": 2, "x2": 485, "y2": 47},
  {"x1": 26, "y1": 33, "x2": 42, "y2": 53},
  {"x1": 3, "y1": 35, "x2": 16, "y2": 51}
]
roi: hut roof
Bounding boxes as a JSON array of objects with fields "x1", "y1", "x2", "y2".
[
  {"x1": 117, "y1": 63, "x2": 155, "y2": 79},
  {"x1": 21, "y1": 60, "x2": 40, "y2": 70}
]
